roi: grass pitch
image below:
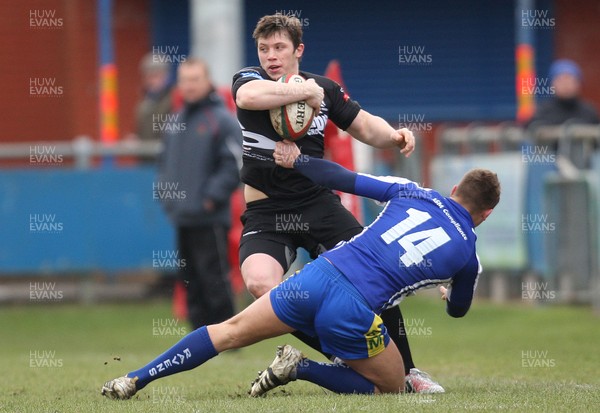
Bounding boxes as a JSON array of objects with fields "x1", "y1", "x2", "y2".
[{"x1": 2, "y1": 295, "x2": 599, "y2": 412}]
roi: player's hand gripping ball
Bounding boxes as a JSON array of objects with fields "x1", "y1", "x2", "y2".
[{"x1": 269, "y1": 74, "x2": 316, "y2": 141}]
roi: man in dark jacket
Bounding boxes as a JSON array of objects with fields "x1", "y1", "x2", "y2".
[
  {"x1": 157, "y1": 58, "x2": 242, "y2": 329},
  {"x1": 529, "y1": 59, "x2": 599, "y2": 127},
  {"x1": 527, "y1": 59, "x2": 599, "y2": 166}
]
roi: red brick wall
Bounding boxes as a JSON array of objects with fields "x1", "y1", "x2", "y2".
[
  {"x1": 2, "y1": 1, "x2": 598, "y2": 145},
  {"x1": 0, "y1": 0, "x2": 149, "y2": 144},
  {"x1": 555, "y1": 0, "x2": 600, "y2": 109},
  {"x1": 113, "y1": 0, "x2": 152, "y2": 137},
  {"x1": 0, "y1": 1, "x2": 70, "y2": 142}
]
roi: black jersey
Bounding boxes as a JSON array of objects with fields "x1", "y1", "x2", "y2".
[{"x1": 232, "y1": 66, "x2": 361, "y2": 201}]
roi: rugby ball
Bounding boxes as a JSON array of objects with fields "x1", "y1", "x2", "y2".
[{"x1": 269, "y1": 74, "x2": 316, "y2": 141}]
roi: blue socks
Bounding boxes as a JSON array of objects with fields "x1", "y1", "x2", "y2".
[
  {"x1": 127, "y1": 326, "x2": 217, "y2": 390},
  {"x1": 124, "y1": 327, "x2": 374, "y2": 395},
  {"x1": 295, "y1": 359, "x2": 375, "y2": 394}
]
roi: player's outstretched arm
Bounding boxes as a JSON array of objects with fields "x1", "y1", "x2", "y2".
[
  {"x1": 346, "y1": 110, "x2": 415, "y2": 157},
  {"x1": 442, "y1": 255, "x2": 480, "y2": 318},
  {"x1": 274, "y1": 140, "x2": 357, "y2": 193},
  {"x1": 274, "y1": 141, "x2": 395, "y2": 202},
  {"x1": 236, "y1": 78, "x2": 324, "y2": 111}
]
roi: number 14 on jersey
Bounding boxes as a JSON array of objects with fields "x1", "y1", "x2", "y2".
[{"x1": 380, "y1": 208, "x2": 451, "y2": 267}]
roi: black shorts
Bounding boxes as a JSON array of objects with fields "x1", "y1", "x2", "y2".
[{"x1": 239, "y1": 190, "x2": 363, "y2": 272}]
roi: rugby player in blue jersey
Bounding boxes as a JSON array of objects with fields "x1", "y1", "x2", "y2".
[{"x1": 101, "y1": 140, "x2": 500, "y2": 399}]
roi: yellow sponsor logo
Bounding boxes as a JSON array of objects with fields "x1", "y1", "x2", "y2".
[{"x1": 364, "y1": 314, "x2": 385, "y2": 357}]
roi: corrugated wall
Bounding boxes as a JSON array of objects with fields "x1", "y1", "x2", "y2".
[{"x1": 242, "y1": 0, "x2": 544, "y2": 122}]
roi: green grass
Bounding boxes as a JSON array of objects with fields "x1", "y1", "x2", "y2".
[{"x1": 2, "y1": 296, "x2": 599, "y2": 412}]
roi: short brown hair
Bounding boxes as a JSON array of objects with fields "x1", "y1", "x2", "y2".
[
  {"x1": 253, "y1": 14, "x2": 303, "y2": 50},
  {"x1": 455, "y1": 169, "x2": 501, "y2": 212},
  {"x1": 179, "y1": 57, "x2": 209, "y2": 74}
]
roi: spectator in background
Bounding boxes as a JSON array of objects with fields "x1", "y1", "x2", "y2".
[
  {"x1": 528, "y1": 59, "x2": 599, "y2": 127},
  {"x1": 527, "y1": 59, "x2": 599, "y2": 167},
  {"x1": 157, "y1": 58, "x2": 242, "y2": 330},
  {"x1": 136, "y1": 53, "x2": 175, "y2": 141}
]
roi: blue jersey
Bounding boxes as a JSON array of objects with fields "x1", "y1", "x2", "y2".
[{"x1": 295, "y1": 158, "x2": 481, "y2": 317}]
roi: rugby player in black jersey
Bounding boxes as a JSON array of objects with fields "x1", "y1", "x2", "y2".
[{"x1": 232, "y1": 13, "x2": 443, "y2": 393}]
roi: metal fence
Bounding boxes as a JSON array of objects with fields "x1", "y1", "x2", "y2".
[
  {"x1": 434, "y1": 123, "x2": 600, "y2": 312},
  {"x1": 2, "y1": 129, "x2": 599, "y2": 312},
  {"x1": 0, "y1": 136, "x2": 162, "y2": 168}
]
